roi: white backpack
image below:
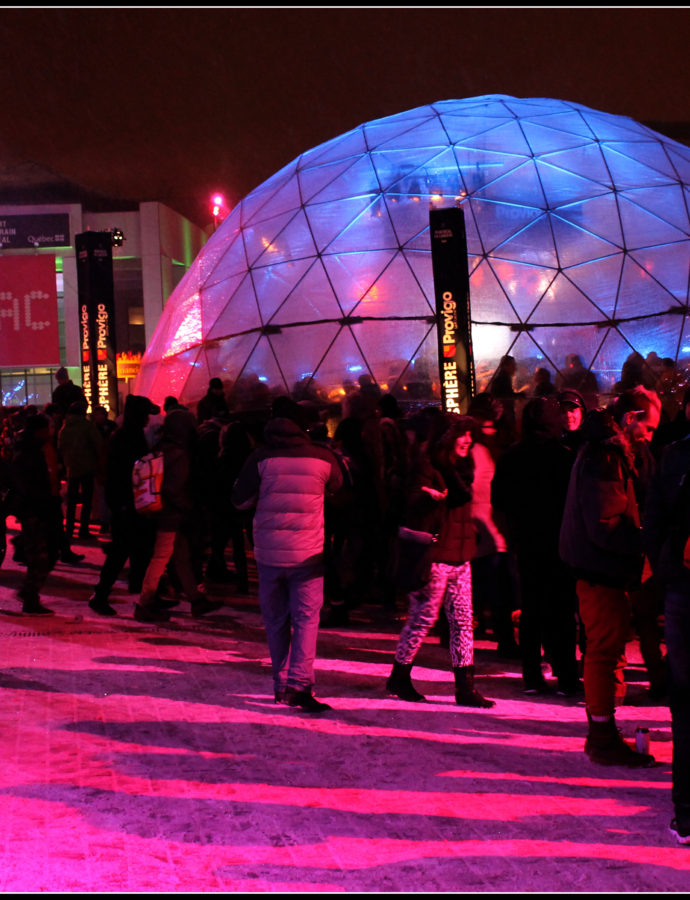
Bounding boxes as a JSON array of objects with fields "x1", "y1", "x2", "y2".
[{"x1": 132, "y1": 452, "x2": 164, "y2": 515}]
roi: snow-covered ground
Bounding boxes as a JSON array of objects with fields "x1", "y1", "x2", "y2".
[{"x1": 0, "y1": 523, "x2": 686, "y2": 892}]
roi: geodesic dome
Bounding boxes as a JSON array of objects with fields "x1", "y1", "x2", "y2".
[{"x1": 134, "y1": 95, "x2": 690, "y2": 411}]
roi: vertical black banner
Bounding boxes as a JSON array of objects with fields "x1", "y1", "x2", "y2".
[
  {"x1": 429, "y1": 207, "x2": 475, "y2": 415},
  {"x1": 75, "y1": 232, "x2": 118, "y2": 414}
]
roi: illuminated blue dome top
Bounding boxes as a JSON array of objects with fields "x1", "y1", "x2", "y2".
[{"x1": 136, "y1": 95, "x2": 690, "y2": 409}]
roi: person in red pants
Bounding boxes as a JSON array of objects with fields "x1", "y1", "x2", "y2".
[{"x1": 560, "y1": 409, "x2": 654, "y2": 767}]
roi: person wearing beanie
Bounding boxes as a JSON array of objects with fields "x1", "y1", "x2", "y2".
[{"x1": 197, "y1": 377, "x2": 229, "y2": 424}]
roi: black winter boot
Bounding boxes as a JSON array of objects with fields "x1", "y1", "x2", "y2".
[
  {"x1": 453, "y1": 665, "x2": 495, "y2": 708},
  {"x1": 386, "y1": 661, "x2": 427, "y2": 702},
  {"x1": 585, "y1": 716, "x2": 655, "y2": 767}
]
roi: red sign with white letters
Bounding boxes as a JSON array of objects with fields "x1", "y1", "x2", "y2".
[{"x1": 0, "y1": 255, "x2": 60, "y2": 367}]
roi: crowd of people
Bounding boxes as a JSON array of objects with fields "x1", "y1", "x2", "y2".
[{"x1": 0, "y1": 355, "x2": 689, "y2": 844}]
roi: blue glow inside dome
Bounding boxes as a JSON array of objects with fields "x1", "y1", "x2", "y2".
[{"x1": 135, "y1": 95, "x2": 690, "y2": 410}]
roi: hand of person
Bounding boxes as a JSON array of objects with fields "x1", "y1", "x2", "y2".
[
  {"x1": 421, "y1": 485, "x2": 448, "y2": 501},
  {"x1": 683, "y1": 535, "x2": 690, "y2": 569}
]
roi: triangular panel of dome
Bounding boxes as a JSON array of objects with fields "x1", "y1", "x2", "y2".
[
  {"x1": 544, "y1": 324, "x2": 609, "y2": 383},
  {"x1": 234, "y1": 333, "x2": 292, "y2": 397},
  {"x1": 241, "y1": 173, "x2": 302, "y2": 226},
  {"x1": 180, "y1": 215, "x2": 238, "y2": 288},
  {"x1": 298, "y1": 128, "x2": 368, "y2": 170},
  {"x1": 239, "y1": 160, "x2": 299, "y2": 228},
  {"x1": 504, "y1": 98, "x2": 568, "y2": 118},
  {"x1": 139, "y1": 300, "x2": 180, "y2": 364},
  {"x1": 305, "y1": 195, "x2": 381, "y2": 252},
  {"x1": 325, "y1": 197, "x2": 400, "y2": 253},
  {"x1": 260, "y1": 321, "x2": 342, "y2": 397},
  {"x1": 364, "y1": 112, "x2": 442, "y2": 151},
  {"x1": 487, "y1": 258, "x2": 558, "y2": 322},
  {"x1": 468, "y1": 198, "x2": 544, "y2": 255},
  {"x1": 366, "y1": 105, "x2": 432, "y2": 130},
  {"x1": 438, "y1": 110, "x2": 510, "y2": 145},
  {"x1": 404, "y1": 326, "x2": 443, "y2": 397},
  {"x1": 490, "y1": 214, "x2": 559, "y2": 268},
  {"x1": 457, "y1": 206, "x2": 483, "y2": 257},
  {"x1": 453, "y1": 145, "x2": 527, "y2": 193},
  {"x1": 198, "y1": 272, "x2": 248, "y2": 334},
  {"x1": 629, "y1": 242, "x2": 690, "y2": 304},
  {"x1": 618, "y1": 195, "x2": 690, "y2": 249},
  {"x1": 141, "y1": 345, "x2": 205, "y2": 408},
  {"x1": 449, "y1": 96, "x2": 515, "y2": 118},
  {"x1": 371, "y1": 115, "x2": 454, "y2": 153},
  {"x1": 564, "y1": 253, "x2": 625, "y2": 320},
  {"x1": 580, "y1": 110, "x2": 649, "y2": 143},
  {"x1": 473, "y1": 160, "x2": 546, "y2": 208},
  {"x1": 400, "y1": 249, "x2": 435, "y2": 306},
  {"x1": 252, "y1": 209, "x2": 318, "y2": 268},
  {"x1": 536, "y1": 159, "x2": 612, "y2": 208},
  {"x1": 205, "y1": 272, "x2": 262, "y2": 341},
  {"x1": 616, "y1": 255, "x2": 679, "y2": 319},
  {"x1": 602, "y1": 145, "x2": 674, "y2": 190},
  {"x1": 550, "y1": 214, "x2": 622, "y2": 268},
  {"x1": 521, "y1": 119, "x2": 590, "y2": 156},
  {"x1": 176, "y1": 347, "x2": 215, "y2": 403},
  {"x1": 298, "y1": 157, "x2": 368, "y2": 204},
  {"x1": 241, "y1": 208, "x2": 304, "y2": 268},
  {"x1": 247, "y1": 257, "x2": 317, "y2": 325},
  {"x1": 472, "y1": 324, "x2": 516, "y2": 389},
  {"x1": 679, "y1": 322, "x2": 690, "y2": 360},
  {"x1": 200, "y1": 222, "x2": 247, "y2": 289},
  {"x1": 527, "y1": 272, "x2": 608, "y2": 325},
  {"x1": 666, "y1": 146, "x2": 690, "y2": 183},
  {"x1": 537, "y1": 144, "x2": 611, "y2": 187},
  {"x1": 309, "y1": 324, "x2": 369, "y2": 391},
  {"x1": 314, "y1": 154, "x2": 381, "y2": 204},
  {"x1": 270, "y1": 257, "x2": 345, "y2": 325},
  {"x1": 378, "y1": 146, "x2": 461, "y2": 195},
  {"x1": 385, "y1": 195, "x2": 440, "y2": 249},
  {"x1": 554, "y1": 193, "x2": 623, "y2": 247},
  {"x1": 204, "y1": 331, "x2": 262, "y2": 385},
  {"x1": 402, "y1": 223, "x2": 433, "y2": 252},
  {"x1": 322, "y1": 249, "x2": 398, "y2": 316},
  {"x1": 589, "y1": 327, "x2": 637, "y2": 392},
  {"x1": 615, "y1": 314, "x2": 685, "y2": 365},
  {"x1": 278, "y1": 322, "x2": 342, "y2": 395},
  {"x1": 155, "y1": 290, "x2": 204, "y2": 361},
  {"x1": 607, "y1": 141, "x2": 681, "y2": 182},
  {"x1": 620, "y1": 185, "x2": 689, "y2": 234},
  {"x1": 522, "y1": 108, "x2": 596, "y2": 141},
  {"x1": 468, "y1": 258, "x2": 522, "y2": 324},
  {"x1": 349, "y1": 252, "x2": 435, "y2": 319},
  {"x1": 492, "y1": 330, "x2": 545, "y2": 380},
  {"x1": 353, "y1": 318, "x2": 436, "y2": 392},
  {"x1": 459, "y1": 119, "x2": 533, "y2": 157}
]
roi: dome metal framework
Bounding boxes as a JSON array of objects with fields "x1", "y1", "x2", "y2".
[{"x1": 134, "y1": 95, "x2": 690, "y2": 409}]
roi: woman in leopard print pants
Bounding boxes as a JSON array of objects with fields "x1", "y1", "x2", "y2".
[{"x1": 387, "y1": 416, "x2": 494, "y2": 708}]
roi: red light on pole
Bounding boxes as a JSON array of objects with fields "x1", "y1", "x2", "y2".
[{"x1": 210, "y1": 193, "x2": 228, "y2": 230}]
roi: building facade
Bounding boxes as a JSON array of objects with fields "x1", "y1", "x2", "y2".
[{"x1": 0, "y1": 199, "x2": 207, "y2": 412}]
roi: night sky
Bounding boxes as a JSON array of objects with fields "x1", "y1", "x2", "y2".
[{"x1": 2, "y1": 7, "x2": 689, "y2": 228}]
